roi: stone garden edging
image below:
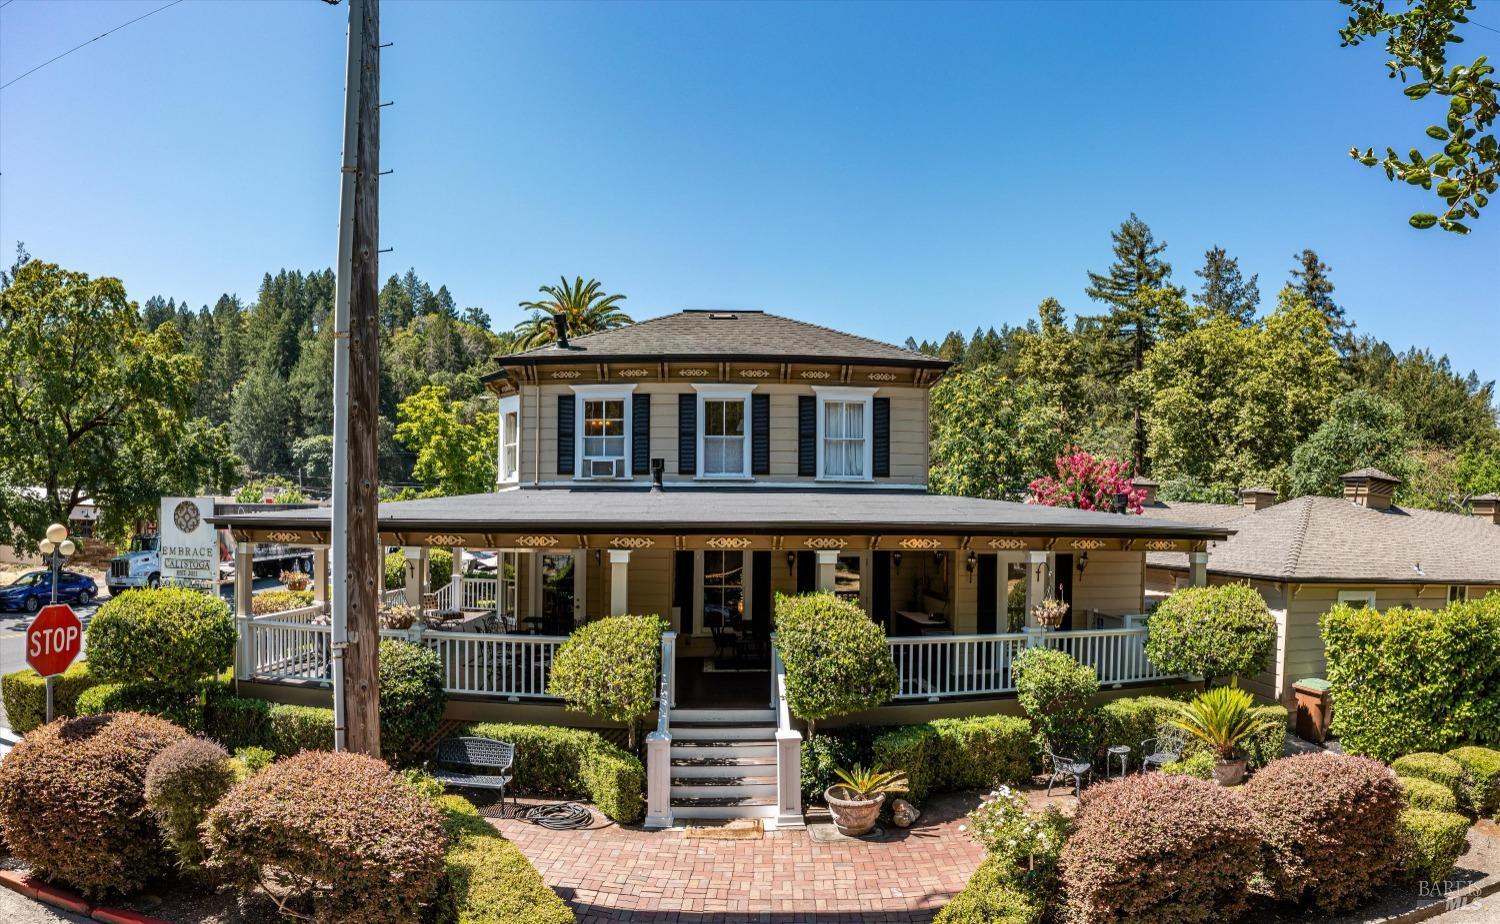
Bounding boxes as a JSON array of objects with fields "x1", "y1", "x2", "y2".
[{"x1": 0, "y1": 869, "x2": 169, "y2": 924}]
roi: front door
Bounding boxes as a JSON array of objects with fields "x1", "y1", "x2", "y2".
[
  {"x1": 540, "y1": 553, "x2": 575, "y2": 635},
  {"x1": 1054, "y1": 553, "x2": 1075, "y2": 631}
]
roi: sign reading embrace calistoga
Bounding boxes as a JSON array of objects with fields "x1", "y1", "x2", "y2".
[{"x1": 159, "y1": 496, "x2": 218, "y2": 589}]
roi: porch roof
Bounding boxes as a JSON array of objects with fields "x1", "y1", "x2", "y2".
[{"x1": 210, "y1": 488, "x2": 1232, "y2": 541}]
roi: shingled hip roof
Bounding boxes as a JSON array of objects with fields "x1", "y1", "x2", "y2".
[{"x1": 486, "y1": 309, "x2": 951, "y2": 369}]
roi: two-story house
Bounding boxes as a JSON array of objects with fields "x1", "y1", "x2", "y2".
[{"x1": 217, "y1": 310, "x2": 1230, "y2": 824}]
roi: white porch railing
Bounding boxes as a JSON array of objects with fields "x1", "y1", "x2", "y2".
[
  {"x1": 239, "y1": 618, "x2": 565, "y2": 699},
  {"x1": 887, "y1": 625, "x2": 1174, "y2": 700},
  {"x1": 431, "y1": 576, "x2": 501, "y2": 613},
  {"x1": 644, "y1": 630, "x2": 676, "y2": 829}
]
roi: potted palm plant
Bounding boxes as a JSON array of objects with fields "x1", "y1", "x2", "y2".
[
  {"x1": 1171, "y1": 684, "x2": 1273, "y2": 786},
  {"x1": 825, "y1": 765, "x2": 909, "y2": 836}
]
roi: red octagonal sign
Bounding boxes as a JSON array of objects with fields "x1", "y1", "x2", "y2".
[{"x1": 27, "y1": 603, "x2": 83, "y2": 678}]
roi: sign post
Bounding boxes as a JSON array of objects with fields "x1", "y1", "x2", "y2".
[{"x1": 27, "y1": 603, "x2": 83, "y2": 723}]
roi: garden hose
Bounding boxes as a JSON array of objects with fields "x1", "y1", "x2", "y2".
[{"x1": 515, "y1": 801, "x2": 593, "y2": 829}]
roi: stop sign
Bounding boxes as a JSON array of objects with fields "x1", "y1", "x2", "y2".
[{"x1": 27, "y1": 603, "x2": 83, "y2": 677}]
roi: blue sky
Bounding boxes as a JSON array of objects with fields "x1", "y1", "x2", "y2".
[{"x1": 1, "y1": 1, "x2": 1496, "y2": 384}]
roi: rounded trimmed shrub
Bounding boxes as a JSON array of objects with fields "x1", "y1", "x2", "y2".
[
  {"x1": 1397, "y1": 807, "x2": 1470, "y2": 883},
  {"x1": 1391, "y1": 752, "x2": 1464, "y2": 799},
  {"x1": 1013, "y1": 647, "x2": 1097, "y2": 756},
  {"x1": 774, "y1": 592, "x2": 899, "y2": 731},
  {"x1": 378, "y1": 638, "x2": 447, "y2": 766},
  {"x1": 85, "y1": 587, "x2": 236, "y2": 691},
  {"x1": 1, "y1": 663, "x2": 100, "y2": 733},
  {"x1": 1059, "y1": 773, "x2": 1261, "y2": 924},
  {"x1": 1144, "y1": 583, "x2": 1276, "y2": 687},
  {"x1": 266, "y1": 703, "x2": 335, "y2": 755},
  {"x1": 0, "y1": 712, "x2": 190, "y2": 896},
  {"x1": 1243, "y1": 753, "x2": 1404, "y2": 913},
  {"x1": 144, "y1": 737, "x2": 236, "y2": 869},
  {"x1": 1400, "y1": 775, "x2": 1459, "y2": 812},
  {"x1": 203, "y1": 750, "x2": 446, "y2": 924},
  {"x1": 547, "y1": 613, "x2": 666, "y2": 748},
  {"x1": 1446, "y1": 745, "x2": 1500, "y2": 817}
]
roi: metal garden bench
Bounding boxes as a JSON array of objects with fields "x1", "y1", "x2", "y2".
[{"x1": 432, "y1": 737, "x2": 515, "y2": 809}]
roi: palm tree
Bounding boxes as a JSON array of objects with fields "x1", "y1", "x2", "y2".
[{"x1": 513, "y1": 276, "x2": 631, "y2": 349}]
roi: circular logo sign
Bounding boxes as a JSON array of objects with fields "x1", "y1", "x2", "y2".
[{"x1": 173, "y1": 500, "x2": 201, "y2": 533}]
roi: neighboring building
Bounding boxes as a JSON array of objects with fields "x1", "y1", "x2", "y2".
[
  {"x1": 217, "y1": 310, "x2": 1230, "y2": 825},
  {"x1": 0, "y1": 493, "x2": 100, "y2": 565},
  {"x1": 1138, "y1": 470, "x2": 1500, "y2": 706}
]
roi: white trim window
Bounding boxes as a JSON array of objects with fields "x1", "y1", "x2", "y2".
[
  {"x1": 1337, "y1": 589, "x2": 1377, "y2": 609},
  {"x1": 813, "y1": 386, "x2": 874, "y2": 481},
  {"x1": 498, "y1": 395, "x2": 520, "y2": 484},
  {"x1": 1448, "y1": 585, "x2": 1468, "y2": 604},
  {"x1": 694, "y1": 385, "x2": 754, "y2": 479},
  {"x1": 572, "y1": 385, "x2": 634, "y2": 480}
]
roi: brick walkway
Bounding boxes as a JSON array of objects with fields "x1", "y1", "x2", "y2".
[{"x1": 487, "y1": 792, "x2": 1001, "y2": 923}]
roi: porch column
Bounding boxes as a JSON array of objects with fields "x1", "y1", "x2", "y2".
[
  {"x1": 403, "y1": 546, "x2": 427, "y2": 608},
  {"x1": 815, "y1": 550, "x2": 838, "y2": 592},
  {"x1": 608, "y1": 549, "x2": 631, "y2": 617},
  {"x1": 1024, "y1": 550, "x2": 1049, "y2": 627},
  {"x1": 234, "y1": 541, "x2": 254, "y2": 680},
  {"x1": 1189, "y1": 550, "x2": 1209, "y2": 587},
  {"x1": 313, "y1": 545, "x2": 330, "y2": 614},
  {"x1": 451, "y1": 545, "x2": 464, "y2": 606}
]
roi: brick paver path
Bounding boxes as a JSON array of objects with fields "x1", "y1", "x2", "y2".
[{"x1": 488, "y1": 791, "x2": 1008, "y2": 923}]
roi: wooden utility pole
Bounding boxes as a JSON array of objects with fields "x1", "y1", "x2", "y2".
[{"x1": 331, "y1": 0, "x2": 381, "y2": 756}]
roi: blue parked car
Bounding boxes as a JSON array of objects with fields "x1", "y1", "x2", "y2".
[{"x1": 0, "y1": 570, "x2": 98, "y2": 613}]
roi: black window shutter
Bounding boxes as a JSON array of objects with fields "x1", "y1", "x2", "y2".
[
  {"x1": 677, "y1": 393, "x2": 696, "y2": 475},
  {"x1": 977, "y1": 554, "x2": 998, "y2": 634},
  {"x1": 632, "y1": 394, "x2": 651, "y2": 475},
  {"x1": 673, "y1": 551, "x2": 694, "y2": 633},
  {"x1": 752, "y1": 551, "x2": 771, "y2": 636},
  {"x1": 556, "y1": 394, "x2": 575, "y2": 476},
  {"x1": 796, "y1": 551, "x2": 816, "y2": 593},
  {"x1": 752, "y1": 393, "x2": 770, "y2": 476},
  {"x1": 873, "y1": 551, "x2": 892, "y2": 631},
  {"x1": 873, "y1": 396, "x2": 891, "y2": 478},
  {"x1": 798, "y1": 395, "x2": 816, "y2": 477}
]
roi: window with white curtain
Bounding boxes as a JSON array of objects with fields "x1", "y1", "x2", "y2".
[
  {"x1": 814, "y1": 387, "x2": 874, "y2": 481},
  {"x1": 501, "y1": 410, "x2": 519, "y2": 481},
  {"x1": 703, "y1": 398, "x2": 747, "y2": 476}
]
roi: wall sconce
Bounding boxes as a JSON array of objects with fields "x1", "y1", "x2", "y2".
[
  {"x1": 964, "y1": 550, "x2": 977, "y2": 581},
  {"x1": 935, "y1": 551, "x2": 946, "y2": 566},
  {"x1": 892, "y1": 551, "x2": 903, "y2": 572},
  {"x1": 1076, "y1": 552, "x2": 1089, "y2": 580},
  {"x1": 786, "y1": 551, "x2": 796, "y2": 574},
  {"x1": 593, "y1": 549, "x2": 602, "y2": 565}
]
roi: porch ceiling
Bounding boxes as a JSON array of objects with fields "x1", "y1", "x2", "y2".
[{"x1": 210, "y1": 488, "x2": 1232, "y2": 549}]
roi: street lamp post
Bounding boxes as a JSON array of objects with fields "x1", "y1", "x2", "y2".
[{"x1": 36, "y1": 522, "x2": 76, "y2": 722}]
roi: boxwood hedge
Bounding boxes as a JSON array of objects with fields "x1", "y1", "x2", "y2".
[
  {"x1": 871, "y1": 714, "x2": 1031, "y2": 803},
  {"x1": 434, "y1": 795, "x2": 573, "y2": 924},
  {"x1": 1397, "y1": 807, "x2": 1470, "y2": 883},
  {"x1": 465, "y1": 722, "x2": 644, "y2": 823},
  {"x1": 1399, "y1": 775, "x2": 1459, "y2": 812},
  {"x1": 1391, "y1": 752, "x2": 1465, "y2": 799},
  {"x1": 0, "y1": 662, "x2": 99, "y2": 733},
  {"x1": 1446, "y1": 745, "x2": 1500, "y2": 817}
]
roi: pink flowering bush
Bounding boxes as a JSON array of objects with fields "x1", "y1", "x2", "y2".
[{"x1": 1027, "y1": 449, "x2": 1145, "y2": 514}]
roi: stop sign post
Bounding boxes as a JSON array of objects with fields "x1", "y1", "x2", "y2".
[{"x1": 27, "y1": 603, "x2": 83, "y2": 723}]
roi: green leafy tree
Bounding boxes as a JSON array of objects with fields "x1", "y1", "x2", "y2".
[
  {"x1": 1340, "y1": 0, "x2": 1498, "y2": 233},
  {"x1": 547, "y1": 614, "x2": 667, "y2": 749},
  {"x1": 394, "y1": 385, "x2": 498, "y2": 496},
  {"x1": 1145, "y1": 583, "x2": 1278, "y2": 689},
  {"x1": 0, "y1": 259, "x2": 236, "y2": 547},
  {"x1": 1344, "y1": 337, "x2": 1498, "y2": 449},
  {"x1": 514, "y1": 276, "x2": 631, "y2": 349},
  {"x1": 1284, "y1": 388, "x2": 1415, "y2": 498},
  {"x1": 1015, "y1": 298, "x2": 1086, "y2": 439},
  {"x1": 928, "y1": 367, "x2": 1065, "y2": 500},
  {"x1": 1084, "y1": 214, "x2": 1183, "y2": 470},
  {"x1": 1193, "y1": 246, "x2": 1260, "y2": 324},
  {"x1": 774, "y1": 592, "x2": 899, "y2": 734}
]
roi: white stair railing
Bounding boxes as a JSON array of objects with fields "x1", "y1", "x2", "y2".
[
  {"x1": 644, "y1": 630, "x2": 676, "y2": 829},
  {"x1": 772, "y1": 635, "x2": 805, "y2": 829}
]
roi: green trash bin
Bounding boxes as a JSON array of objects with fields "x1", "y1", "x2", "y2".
[{"x1": 1293, "y1": 678, "x2": 1332, "y2": 743}]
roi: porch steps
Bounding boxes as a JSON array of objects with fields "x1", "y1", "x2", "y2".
[{"x1": 668, "y1": 710, "x2": 780, "y2": 821}]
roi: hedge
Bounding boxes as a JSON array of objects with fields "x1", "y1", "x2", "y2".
[
  {"x1": 1, "y1": 662, "x2": 99, "y2": 733},
  {"x1": 1397, "y1": 808, "x2": 1470, "y2": 883},
  {"x1": 465, "y1": 722, "x2": 644, "y2": 823},
  {"x1": 1446, "y1": 745, "x2": 1500, "y2": 817},
  {"x1": 203, "y1": 692, "x2": 273, "y2": 751},
  {"x1": 774, "y1": 592, "x2": 898, "y2": 730},
  {"x1": 1391, "y1": 752, "x2": 1464, "y2": 799},
  {"x1": 250, "y1": 589, "x2": 314, "y2": 616},
  {"x1": 434, "y1": 795, "x2": 573, "y2": 924},
  {"x1": 1162, "y1": 750, "x2": 1216, "y2": 780},
  {"x1": 1400, "y1": 775, "x2": 1459, "y2": 812},
  {"x1": 267, "y1": 704, "x2": 336, "y2": 755},
  {"x1": 85, "y1": 587, "x2": 236, "y2": 691},
  {"x1": 76, "y1": 681, "x2": 206, "y2": 732},
  {"x1": 932, "y1": 853, "x2": 1043, "y2": 924},
  {"x1": 1321, "y1": 594, "x2": 1500, "y2": 761},
  {"x1": 1091, "y1": 694, "x2": 1183, "y2": 764},
  {"x1": 871, "y1": 715, "x2": 1031, "y2": 803},
  {"x1": 379, "y1": 639, "x2": 447, "y2": 766}
]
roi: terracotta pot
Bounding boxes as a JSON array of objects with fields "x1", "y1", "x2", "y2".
[
  {"x1": 824, "y1": 785, "x2": 886, "y2": 836},
  {"x1": 1213, "y1": 756, "x2": 1248, "y2": 786}
]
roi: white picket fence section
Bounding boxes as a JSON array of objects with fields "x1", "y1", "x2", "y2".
[
  {"x1": 887, "y1": 625, "x2": 1173, "y2": 700},
  {"x1": 240, "y1": 617, "x2": 564, "y2": 699},
  {"x1": 431, "y1": 577, "x2": 500, "y2": 613}
]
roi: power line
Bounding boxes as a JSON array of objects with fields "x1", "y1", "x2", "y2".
[{"x1": 0, "y1": 0, "x2": 186, "y2": 92}]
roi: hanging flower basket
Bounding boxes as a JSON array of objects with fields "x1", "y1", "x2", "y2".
[{"x1": 1031, "y1": 597, "x2": 1069, "y2": 629}]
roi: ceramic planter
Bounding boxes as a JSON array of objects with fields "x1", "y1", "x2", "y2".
[
  {"x1": 1213, "y1": 756, "x2": 1248, "y2": 786},
  {"x1": 824, "y1": 785, "x2": 885, "y2": 836}
]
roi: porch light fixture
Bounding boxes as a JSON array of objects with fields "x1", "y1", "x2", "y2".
[
  {"x1": 786, "y1": 551, "x2": 796, "y2": 574},
  {"x1": 1076, "y1": 552, "x2": 1089, "y2": 580},
  {"x1": 892, "y1": 551, "x2": 902, "y2": 572},
  {"x1": 964, "y1": 550, "x2": 977, "y2": 580}
]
